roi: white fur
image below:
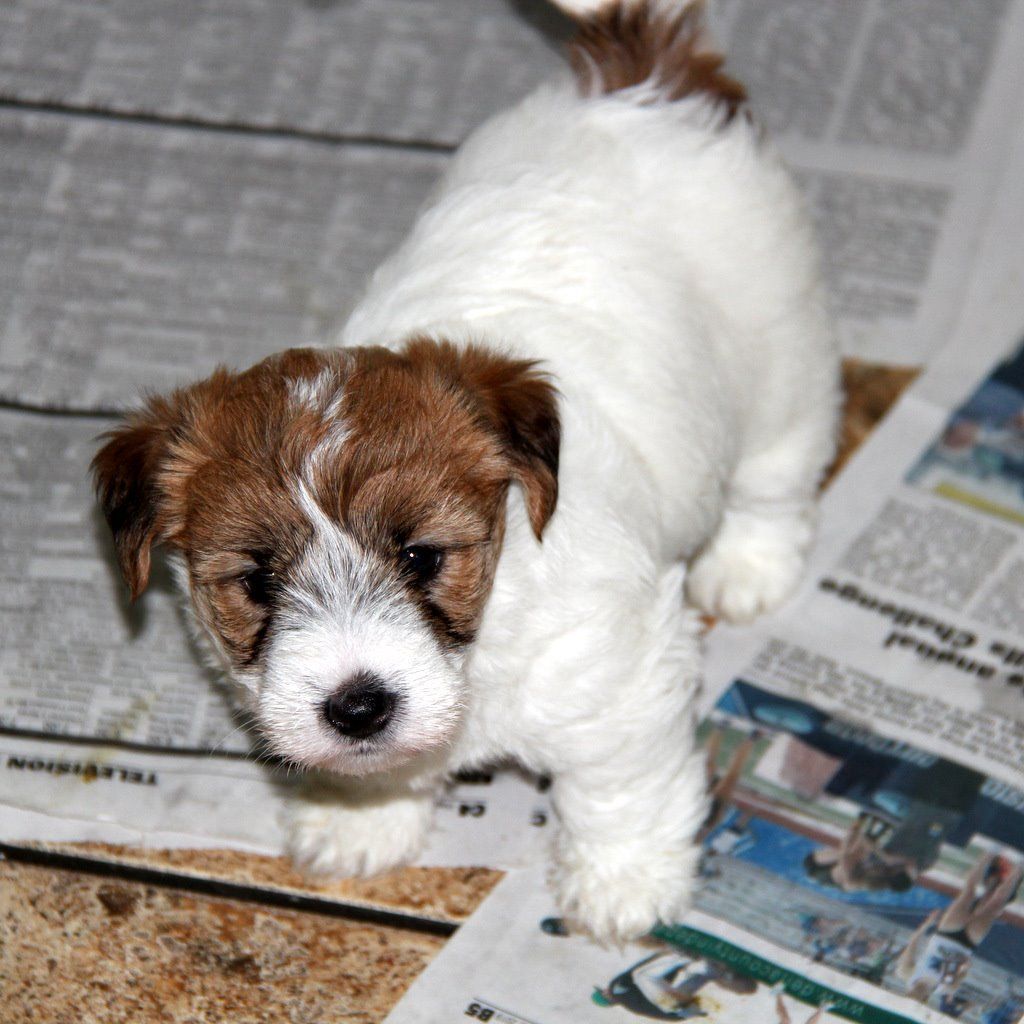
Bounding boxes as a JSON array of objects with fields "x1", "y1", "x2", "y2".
[
  {"x1": 257, "y1": 483, "x2": 467, "y2": 775},
  {"x1": 286, "y1": 766, "x2": 441, "y2": 877},
  {"x1": 265, "y1": 3, "x2": 839, "y2": 941}
]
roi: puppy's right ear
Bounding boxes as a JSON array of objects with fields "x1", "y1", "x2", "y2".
[{"x1": 91, "y1": 401, "x2": 176, "y2": 600}]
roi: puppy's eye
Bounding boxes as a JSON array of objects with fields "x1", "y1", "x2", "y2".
[
  {"x1": 399, "y1": 545, "x2": 444, "y2": 585},
  {"x1": 239, "y1": 566, "x2": 276, "y2": 606}
]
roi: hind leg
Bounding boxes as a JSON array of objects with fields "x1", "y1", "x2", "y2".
[{"x1": 687, "y1": 415, "x2": 835, "y2": 624}]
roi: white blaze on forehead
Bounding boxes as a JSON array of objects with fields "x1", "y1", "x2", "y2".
[
  {"x1": 287, "y1": 367, "x2": 343, "y2": 416},
  {"x1": 293, "y1": 479, "x2": 345, "y2": 551},
  {"x1": 307, "y1": 419, "x2": 350, "y2": 477},
  {"x1": 287, "y1": 371, "x2": 351, "y2": 479},
  {"x1": 286, "y1": 479, "x2": 377, "y2": 626}
]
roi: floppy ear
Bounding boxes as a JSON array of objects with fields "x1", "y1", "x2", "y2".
[
  {"x1": 91, "y1": 403, "x2": 176, "y2": 600},
  {"x1": 455, "y1": 346, "x2": 561, "y2": 539}
]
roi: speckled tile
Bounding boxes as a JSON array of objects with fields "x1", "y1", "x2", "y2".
[
  {"x1": 830, "y1": 359, "x2": 920, "y2": 481},
  {"x1": 0, "y1": 859, "x2": 449, "y2": 1024}
]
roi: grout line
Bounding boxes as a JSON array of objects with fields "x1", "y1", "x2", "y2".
[
  {"x1": 0, "y1": 397, "x2": 123, "y2": 419},
  {"x1": 0, "y1": 841, "x2": 460, "y2": 936},
  {"x1": 0, "y1": 725, "x2": 254, "y2": 761},
  {"x1": 0, "y1": 96, "x2": 459, "y2": 155}
]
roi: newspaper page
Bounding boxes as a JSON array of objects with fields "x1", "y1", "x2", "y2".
[
  {"x1": 4, "y1": 0, "x2": 1024, "y2": 413},
  {"x1": 714, "y1": 0, "x2": 1024, "y2": 366},
  {"x1": 382, "y1": 84, "x2": 1024, "y2": 1024}
]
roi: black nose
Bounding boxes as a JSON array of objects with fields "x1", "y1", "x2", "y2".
[{"x1": 322, "y1": 674, "x2": 396, "y2": 740}]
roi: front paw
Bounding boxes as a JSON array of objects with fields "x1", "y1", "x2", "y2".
[
  {"x1": 285, "y1": 791, "x2": 433, "y2": 878},
  {"x1": 553, "y1": 839, "x2": 700, "y2": 944},
  {"x1": 687, "y1": 514, "x2": 811, "y2": 624}
]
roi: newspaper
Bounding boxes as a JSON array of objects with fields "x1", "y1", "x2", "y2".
[
  {"x1": 3, "y1": 2, "x2": 1024, "y2": 414},
  {"x1": 713, "y1": 0, "x2": 1024, "y2": 366},
  {"x1": 383, "y1": 101, "x2": 1024, "y2": 1024},
  {"x1": 0, "y1": 114, "x2": 449, "y2": 411}
]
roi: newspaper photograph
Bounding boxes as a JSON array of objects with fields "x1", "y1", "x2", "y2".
[
  {"x1": 384, "y1": 674, "x2": 1024, "y2": 1022},
  {"x1": 695, "y1": 684, "x2": 1023, "y2": 1020},
  {"x1": 907, "y1": 342, "x2": 1024, "y2": 529}
]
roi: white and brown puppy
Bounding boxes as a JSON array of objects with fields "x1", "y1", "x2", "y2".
[{"x1": 93, "y1": 0, "x2": 839, "y2": 941}]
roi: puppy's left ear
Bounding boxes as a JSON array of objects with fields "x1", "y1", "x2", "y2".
[{"x1": 459, "y1": 347, "x2": 561, "y2": 539}]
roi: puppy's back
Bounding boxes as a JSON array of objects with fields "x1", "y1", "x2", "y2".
[
  {"x1": 342, "y1": 0, "x2": 835, "y2": 514},
  {"x1": 344, "y1": 1, "x2": 765, "y2": 340}
]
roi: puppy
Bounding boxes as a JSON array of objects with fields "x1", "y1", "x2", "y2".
[{"x1": 93, "y1": 0, "x2": 839, "y2": 941}]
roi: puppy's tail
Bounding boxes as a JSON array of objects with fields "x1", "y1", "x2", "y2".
[{"x1": 554, "y1": 0, "x2": 746, "y2": 122}]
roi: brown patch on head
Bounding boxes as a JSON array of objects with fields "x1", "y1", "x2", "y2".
[
  {"x1": 93, "y1": 348, "x2": 347, "y2": 665},
  {"x1": 307, "y1": 338, "x2": 560, "y2": 648},
  {"x1": 567, "y1": 0, "x2": 746, "y2": 119},
  {"x1": 93, "y1": 340, "x2": 559, "y2": 662}
]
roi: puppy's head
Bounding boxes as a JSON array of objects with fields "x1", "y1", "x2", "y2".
[{"x1": 92, "y1": 340, "x2": 559, "y2": 774}]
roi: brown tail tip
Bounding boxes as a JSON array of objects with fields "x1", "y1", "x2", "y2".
[{"x1": 567, "y1": 0, "x2": 747, "y2": 120}]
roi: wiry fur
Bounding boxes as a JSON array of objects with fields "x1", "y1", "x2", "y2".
[{"x1": 93, "y1": 0, "x2": 839, "y2": 942}]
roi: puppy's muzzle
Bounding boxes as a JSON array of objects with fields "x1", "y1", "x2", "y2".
[{"x1": 322, "y1": 671, "x2": 398, "y2": 740}]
